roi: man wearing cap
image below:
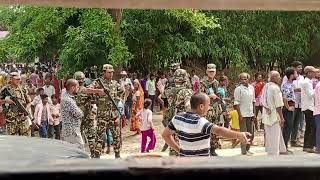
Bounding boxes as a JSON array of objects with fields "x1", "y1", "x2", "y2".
[
  {"x1": 87, "y1": 64, "x2": 123, "y2": 158},
  {"x1": 73, "y1": 71, "x2": 97, "y2": 157},
  {"x1": 160, "y1": 68, "x2": 193, "y2": 156},
  {"x1": 0, "y1": 72, "x2": 31, "y2": 136},
  {"x1": 301, "y1": 66, "x2": 317, "y2": 152},
  {"x1": 119, "y1": 71, "x2": 133, "y2": 91},
  {"x1": 200, "y1": 64, "x2": 220, "y2": 156},
  {"x1": 166, "y1": 63, "x2": 180, "y2": 88}
]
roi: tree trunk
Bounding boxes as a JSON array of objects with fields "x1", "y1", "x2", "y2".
[{"x1": 108, "y1": 9, "x2": 123, "y2": 34}]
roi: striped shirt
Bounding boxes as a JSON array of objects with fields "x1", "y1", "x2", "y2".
[{"x1": 168, "y1": 112, "x2": 214, "y2": 157}]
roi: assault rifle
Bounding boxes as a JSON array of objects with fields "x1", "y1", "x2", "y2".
[
  {"x1": 2, "y1": 87, "x2": 33, "y2": 121},
  {"x1": 96, "y1": 78, "x2": 125, "y2": 145}
]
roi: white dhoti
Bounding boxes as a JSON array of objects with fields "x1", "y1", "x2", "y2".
[{"x1": 264, "y1": 122, "x2": 286, "y2": 155}]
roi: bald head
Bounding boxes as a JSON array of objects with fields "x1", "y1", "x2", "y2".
[
  {"x1": 190, "y1": 93, "x2": 208, "y2": 109},
  {"x1": 66, "y1": 79, "x2": 79, "y2": 92},
  {"x1": 239, "y1": 72, "x2": 250, "y2": 79},
  {"x1": 239, "y1": 72, "x2": 250, "y2": 86},
  {"x1": 269, "y1": 70, "x2": 280, "y2": 83},
  {"x1": 190, "y1": 93, "x2": 210, "y2": 116}
]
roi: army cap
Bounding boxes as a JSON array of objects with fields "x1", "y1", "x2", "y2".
[
  {"x1": 10, "y1": 72, "x2": 21, "y2": 80},
  {"x1": 120, "y1": 71, "x2": 127, "y2": 75},
  {"x1": 207, "y1": 64, "x2": 216, "y2": 72},
  {"x1": 103, "y1": 64, "x2": 114, "y2": 72},
  {"x1": 174, "y1": 68, "x2": 188, "y2": 82},
  {"x1": 73, "y1": 71, "x2": 85, "y2": 80},
  {"x1": 171, "y1": 63, "x2": 181, "y2": 70}
]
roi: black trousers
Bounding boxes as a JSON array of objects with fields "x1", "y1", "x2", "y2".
[
  {"x1": 148, "y1": 95, "x2": 156, "y2": 112},
  {"x1": 240, "y1": 117, "x2": 254, "y2": 154},
  {"x1": 48, "y1": 123, "x2": 62, "y2": 140},
  {"x1": 282, "y1": 108, "x2": 294, "y2": 149},
  {"x1": 303, "y1": 110, "x2": 316, "y2": 149}
]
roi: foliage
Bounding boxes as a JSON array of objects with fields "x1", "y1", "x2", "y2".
[
  {"x1": 1, "y1": 6, "x2": 320, "y2": 77},
  {"x1": 58, "y1": 9, "x2": 132, "y2": 76},
  {"x1": 122, "y1": 9, "x2": 220, "y2": 74},
  {"x1": 203, "y1": 11, "x2": 320, "y2": 71}
]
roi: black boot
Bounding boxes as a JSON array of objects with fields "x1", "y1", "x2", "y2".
[
  {"x1": 115, "y1": 152, "x2": 121, "y2": 158},
  {"x1": 210, "y1": 149, "x2": 218, "y2": 156},
  {"x1": 106, "y1": 146, "x2": 110, "y2": 154},
  {"x1": 161, "y1": 143, "x2": 169, "y2": 152}
]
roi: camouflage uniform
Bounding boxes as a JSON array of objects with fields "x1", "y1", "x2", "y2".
[
  {"x1": 74, "y1": 71, "x2": 96, "y2": 157},
  {"x1": 92, "y1": 64, "x2": 122, "y2": 158},
  {"x1": 200, "y1": 64, "x2": 221, "y2": 155},
  {"x1": 166, "y1": 63, "x2": 180, "y2": 88},
  {"x1": 0, "y1": 76, "x2": 31, "y2": 136},
  {"x1": 164, "y1": 69, "x2": 193, "y2": 156}
]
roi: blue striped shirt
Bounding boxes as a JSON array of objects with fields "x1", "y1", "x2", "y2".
[{"x1": 168, "y1": 112, "x2": 214, "y2": 157}]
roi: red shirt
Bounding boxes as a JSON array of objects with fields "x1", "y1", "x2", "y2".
[
  {"x1": 253, "y1": 81, "x2": 266, "y2": 98},
  {"x1": 51, "y1": 77, "x2": 61, "y2": 101}
]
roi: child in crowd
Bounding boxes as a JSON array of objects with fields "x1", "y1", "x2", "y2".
[
  {"x1": 32, "y1": 88, "x2": 52, "y2": 111},
  {"x1": 34, "y1": 94, "x2": 53, "y2": 138},
  {"x1": 49, "y1": 95, "x2": 61, "y2": 139},
  {"x1": 137, "y1": 99, "x2": 156, "y2": 153},
  {"x1": 230, "y1": 105, "x2": 240, "y2": 148}
]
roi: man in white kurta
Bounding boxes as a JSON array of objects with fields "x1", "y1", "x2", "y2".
[{"x1": 261, "y1": 71, "x2": 287, "y2": 155}]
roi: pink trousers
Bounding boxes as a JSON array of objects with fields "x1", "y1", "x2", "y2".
[{"x1": 141, "y1": 129, "x2": 156, "y2": 153}]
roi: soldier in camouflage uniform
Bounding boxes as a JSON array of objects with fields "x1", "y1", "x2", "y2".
[
  {"x1": 87, "y1": 64, "x2": 122, "y2": 159},
  {"x1": 200, "y1": 64, "x2": 221, "y2": 156},
  {"x1": 166, "y1": 63, "x2": 180, "y2": 88},
  {"x1": 73, "y1": 71, "x2": 96, "y2": 158},
  {"x1": 0, "y1": 72, "x2": 31, "y2": 136},
  {"x1": 161, "y1": 69, "x2": 193, "y2": 156}
]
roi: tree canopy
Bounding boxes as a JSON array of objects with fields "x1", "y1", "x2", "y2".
[{"x1": 0, "y1": 6, "x2": 320, "y2": 76}]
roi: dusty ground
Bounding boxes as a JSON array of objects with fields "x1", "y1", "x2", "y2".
[{"x1": 100, "y1": 110, "x2": 297, "y2": 159}]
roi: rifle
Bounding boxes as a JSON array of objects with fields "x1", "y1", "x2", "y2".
[
  {"x1": 96, "y1": 78, "x2": 125, "y2": 145},
  {"x1": 3, "y1": 87, "x2": 33, "y2": 120}
]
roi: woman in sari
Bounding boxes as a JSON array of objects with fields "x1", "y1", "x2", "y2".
[{"x1": 130, "y1": 79, "x2": 144, "y2": 134}]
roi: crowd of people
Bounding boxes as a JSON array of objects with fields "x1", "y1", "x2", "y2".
[{"x1": 0, "y1": 60, "x2": 320, "y2": 158}]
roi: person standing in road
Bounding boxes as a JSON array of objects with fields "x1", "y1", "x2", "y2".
[
  {"x1": 301, "y1": 66, "x2": 317, "y2": 153},
  {"x1": 61, "y1": 79, "x2": 84, "y2": 150},
  {"x1": 234, "y1": 72, "x2": 255, "y2": 156}
]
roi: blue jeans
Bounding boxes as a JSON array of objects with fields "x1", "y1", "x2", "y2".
[
  {"x1": 39, "y1": 121, "x2": 49, "y2": 138},
  {"x1": 0, "y1": 127, "x2": 6, "y2": 135},
  {"x1": 282, "y1": 108, "x2": 294, "y2": 149},
  {"x1": 104, "y1": 129, "x2": 113, "y2": 145}
]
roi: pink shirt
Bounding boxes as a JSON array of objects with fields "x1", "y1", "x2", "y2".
[
  {"x1": 29, "y1": 73, "x2": 39, "y2": 86},
  {"x1": 137, "y1": 109, "x2": 153, "y2": 131},
  {"x1": 314, "y1": 83, "x2": 320, "y2": 116},
  {"x1": 34, "y1": 103, "x2": 53, "y2": 125}
]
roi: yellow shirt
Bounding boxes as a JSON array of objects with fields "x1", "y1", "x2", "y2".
[
  {"x1": 0, "y1": 75, "x2": 7, "y2": 88},
  {"x1": 230, "y1": 110, "x2": 240, "y2": 130}
]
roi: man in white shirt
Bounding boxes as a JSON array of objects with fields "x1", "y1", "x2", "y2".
[
  {"x1": 119, "y1": 71, "x2": 133, "y2": 91},
  {"x1": 234, "y1": 73, "x2": 255, "y2": 155},
  {"x1": 261, "y1": 71, "x2": 287, "y2": 155},
  {"x1": 146, "y1": 73, "x2": 156, "y2": 112},
  {"x1": 301, "y1": 66, "x2": 317, "y2": 153},
  {"x1": 43, "y1": 75, "x2": 55, "y2": 100}
]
